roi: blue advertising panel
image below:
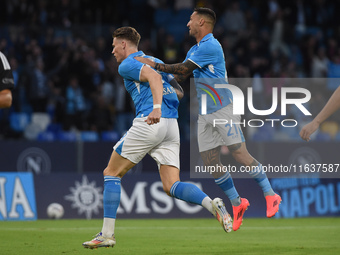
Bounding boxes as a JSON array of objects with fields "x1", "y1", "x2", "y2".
[
  {"x1": 34, "y1": 173, "x2": 214, "y2": 219},
  {"x1": 0, "y1": 172, "x2": 37, "y2": 221},
  {"x1": 272, "y1": 177, "x2": 340, "y2": 218},
  {"x1": 34, "y1": 173, "x2": 340, "y2": 219}
]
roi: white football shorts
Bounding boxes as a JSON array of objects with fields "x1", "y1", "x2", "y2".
[
  {"x1": 113, "y1": 117, "x2": 180, "y2": 169},
  {"x1": 197, "y1": 103, "x2": 245, "y2": 152}
]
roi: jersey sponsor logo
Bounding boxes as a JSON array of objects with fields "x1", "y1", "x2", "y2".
[
  {"x1": 163, "y1": 86, "x2": 176, "y2": 96},
  {"x1": 2, "y1": 78, "x2": 14, "y2": 84}
]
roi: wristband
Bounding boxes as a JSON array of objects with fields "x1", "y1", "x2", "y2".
[{"x1": 153, "y1": 104, "x2": 161, "y2": 109}]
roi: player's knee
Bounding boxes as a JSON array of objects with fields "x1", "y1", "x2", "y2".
[
  {"x1": 164, "y1": 190, "x2": 171, "y2": 197},
  {"x1": 162, "y1": 181, "x2": 176, "y2": 196},
  {"x1": 162, "y1": 185, "x2": 172, "y2": 196},
  {"x1": 232, "y1": 150, "x2": 253, "y2": 166},
  {"x1": 103, "y1": 167, "x2": 110, "y2": 176},
  {"x1": 103, "y1": 167, "x2": 121, "y2": 178},
  {"x1": 232, "y1": 150, "x2": 247, "y2": 165}
]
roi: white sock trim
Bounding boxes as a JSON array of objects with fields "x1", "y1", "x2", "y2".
[
  {"x1": 201, "y1": 197, "x2": 213, "y2": 214},
  {"x1": 101, "y1": 217, "x2": 116, "y2": 238}
]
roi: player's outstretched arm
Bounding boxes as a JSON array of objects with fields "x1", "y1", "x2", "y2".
[
  {"x1": 0, "y1": 89, "x2": 12, "y2": 108},
  {"x1": 300, "y1": 86, "x2": 340, "y2": 141},
  {"x1": 140, "y1": 65, "x2": 163, "y2": 125},
  {"x1": 135, "y1": 57, "x2": 197, "y2": 83}
]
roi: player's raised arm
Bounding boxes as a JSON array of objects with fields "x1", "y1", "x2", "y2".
[
  {"x1": 139, "y1": 65, "x2": 163, "y2": 125},
  {"x1": 300, "y1": 86, "x2": 340, "y2": 141}
]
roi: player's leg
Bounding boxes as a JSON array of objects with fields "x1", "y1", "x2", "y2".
[
  {"x1": 152, "y1": 118, "x2": 214, "y2": 213},
  {"x1": 200, "y1": 146, "x2": 249, "y2": 231},
  {"x1": 151, "y1": 118, "x2": 233, "y2": 232},
  {"x1": 198, "y1": 111, "x2": 248, "y2": 231},
  {"x1": 159, "y1": 164, "x2": 232, "y2": 233},
  {"x1": 200, "y1": 146, "x2": 241, "y2": 206},
  {"x1": 82, "y1": 151, "x2": 135, "y2": 249},
  {"x1": 159, "y1": 164, "x2": 212, "y2": 212},
  {"x1": 212, "y1": 104, "x2": 281, "y2": 220},
  {"x1": 83, "y1": 117, "x2": 155, "y2": 249},
  {"x1": 229, "y1": 142, "x2": 282, "y2": 218},
  {"x1": 101, "y1": 151, "x2": 135, "y2": 237}
]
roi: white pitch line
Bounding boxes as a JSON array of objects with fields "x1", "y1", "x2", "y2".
[{"x1": 1, "y1": 225, "x2": 340, "y2": 231}]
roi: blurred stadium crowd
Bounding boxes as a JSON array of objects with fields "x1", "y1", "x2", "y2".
[{"x1": 1, "y1": 0, "x2": 340, "y2": 141}]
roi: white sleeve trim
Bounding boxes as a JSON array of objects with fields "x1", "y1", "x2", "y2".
[
  {"x1": 188, "y1": 58, "x2": 201, "y2": 68},
  {"x1": 0, "y1": 52, "x2": 11, "y2": 70}
]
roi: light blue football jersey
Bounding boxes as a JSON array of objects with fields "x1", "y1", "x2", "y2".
[
  {"x1": 185, "y1": 33, "x2": 233, "y2": 114},
  {"x1": 118, "y1": 51, "x2": 179, "y2": 118}
]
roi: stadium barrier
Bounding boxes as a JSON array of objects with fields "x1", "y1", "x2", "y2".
[
  {"x1": 0, "y1": 141, "x2": 339, "y2": 219},
  {"x1": 33, "y1": 173, "x2": 340, "y2": 219},
  {"x1": 1, "y1": 140, "x2": 339, "y2": 175}
]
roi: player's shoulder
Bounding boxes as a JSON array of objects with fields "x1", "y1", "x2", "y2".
[
  {"x1": 118, "y1": 58, "x2": 130, "y2": 74},
  {"x1": 144, "y1": 55, "x2": 164, "y2": 65},
  {"x1": 118, "y1": 56, "x2": 139, "y2": 74},
  {"x1": 201, "y1": 36, "x2": 220, "y2": 49},
  {"x1": 122, "y1": 54, "x2": 136, "y2": 66},
  {"x1": 200, "y1": 38, "x2": 223, "y2": 57}
]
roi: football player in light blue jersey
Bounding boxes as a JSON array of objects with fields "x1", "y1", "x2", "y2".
[
  {"x1": 135, "y1": 7, "x2": 282, "y2": 231},
  {"x1": 118, "y1": 51, "x2": 180, "y2": 119},
  {"x1": 183, "y1": 28, "x2": 233, "y2": 115},
  {"x1": 83, "y1": 27, "x2": 233, "y2": 249}
]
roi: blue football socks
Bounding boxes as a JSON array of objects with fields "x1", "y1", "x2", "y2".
[
  {"x1": 249, "y1": 163, "x2": 275, "y2": 196},
  {"x1": 103, "y1": 176, "x2": 121, "y2": 219},
  {"x1": 170, "y1": 181, "x2": 208, "y2": 205},
  {"x1": 215, "y1": 172, "x2": 241, "y2": 206}
]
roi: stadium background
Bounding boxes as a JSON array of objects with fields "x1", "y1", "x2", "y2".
[{"x1": 0, "y1": 0, "x2": 339, "y2": 221}]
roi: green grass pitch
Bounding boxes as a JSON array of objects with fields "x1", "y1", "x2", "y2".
[{"x1": 0, "y1": 217, "x2": 339, "y2": 255}]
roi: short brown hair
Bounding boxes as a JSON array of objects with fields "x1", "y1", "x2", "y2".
[
  {"x1": 112, "y1": 27, "x2": 141, "y2": 46},
  {"x1": 194, "y1": 7, "x2": 216, "y2": 26}
]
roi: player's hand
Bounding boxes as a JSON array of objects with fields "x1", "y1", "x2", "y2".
[
  {"x1": 145, "y1": 108, "x2": 161, "y2": 125},
  {"x1": 299, "y1": 121, "x2": 319, "y2": 141},
  {"x1": 134, "y1": 57, "x2": 155, "y2": 68}
]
